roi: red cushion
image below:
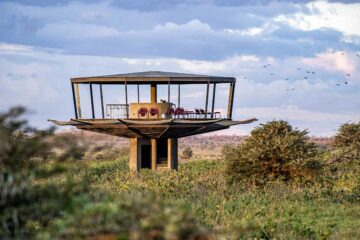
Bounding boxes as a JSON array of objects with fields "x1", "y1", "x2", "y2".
[
  {"x1": 138, "y1": 108, "x2": 148, "y2": 115},
  {"x1": 150, "y1": 108, "x2": 159, "y2": 115}
]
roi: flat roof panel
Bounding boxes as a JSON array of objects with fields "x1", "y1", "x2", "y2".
[{"x1": 71, "y1": 71, "x2": 235, "y2": 84}]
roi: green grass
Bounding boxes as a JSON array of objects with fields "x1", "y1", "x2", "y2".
[
  {"x1": 31, "y1": 158, "x2": 360, "y2": 239},
  {"x1": 3, "y1": 108, "x2": 359, "y2": 239}
]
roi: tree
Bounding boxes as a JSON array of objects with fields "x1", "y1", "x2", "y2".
[
  {"x1": 333, "y1": 121, "x2": 360, "y2": 162},
  {"x1": 182, "y1": 147, "x2": 193, "y2": 159},
  {"x1": 224, "y1": 120, "x2": 320, "y2": 186},
  {"x1": 0, "y1": 106, "x2": 63, "y2": 238},
  {"x1": 0, "y1": 107, "x2": 88, "y2": 238}
]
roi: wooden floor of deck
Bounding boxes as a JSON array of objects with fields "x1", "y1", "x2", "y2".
[{"x1": 48, "y1": 118, "x2": 257, "y2": 138}]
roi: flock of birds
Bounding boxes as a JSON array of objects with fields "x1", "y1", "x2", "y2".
[{"x1": 242, "y1": 52, "x2": 359, "y2": 92}]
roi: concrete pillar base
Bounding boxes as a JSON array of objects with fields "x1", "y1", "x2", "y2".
[
  {"x1": 168, "y1": 138, "x2": 178, "y2": 170},
  {"x1": 129, "y1": 137, "x2": 178, "y2": 171}
]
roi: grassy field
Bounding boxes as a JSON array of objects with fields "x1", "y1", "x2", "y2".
[
  {"x1": 2, "y1": 109, "x2": 359, "y2": 239},
  {"x1": 30, "y1": 157, "x2": 360, "y2": 239}
]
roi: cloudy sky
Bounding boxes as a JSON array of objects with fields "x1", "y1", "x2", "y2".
[{"x1": 0, "y1": 0, "x2": 359, "y2": 136}]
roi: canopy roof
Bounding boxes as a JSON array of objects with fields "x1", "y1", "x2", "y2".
[{"x1": 71, "y1": 71, "x2": 236, "y2": 84}]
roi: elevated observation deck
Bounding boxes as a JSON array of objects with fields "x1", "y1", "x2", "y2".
[
  {"x1": 50, "y1": 71, "x2": 257, "y2": 170},
  {"x1": 50, "y1": 71, "x2": 257, "y2": 139},
  {"x1": 51, "y1": 71, "x2": 256, "y2": 138}
]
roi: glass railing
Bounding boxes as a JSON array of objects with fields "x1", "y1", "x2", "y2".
[{"x1": 106, "y1": 104, "x2": 129, "y2": 119}]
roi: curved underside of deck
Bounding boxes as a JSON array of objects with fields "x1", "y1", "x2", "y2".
[{"x1": 48, "y1": 118, "x2": 257, "y2": 138}]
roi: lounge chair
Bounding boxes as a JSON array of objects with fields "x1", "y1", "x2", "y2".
[
  {"x1": 194, "y1": 108, "x2": 201, "y2": 118},
  {"x1": 149, "y1": 107, "x2": 159, "y2": 118},
  {"x1": 175, "y1": 107, "x2": 185, "y2": 118},
  {"x1": 199, "y1": 109, "x2": 208, "y2": 118},
  {"x1": 138, "y1": 107, "x2": 148, "y2": 118},
  {"x1": 166, "y1": 107, "x2": 175, "y2": 118}
]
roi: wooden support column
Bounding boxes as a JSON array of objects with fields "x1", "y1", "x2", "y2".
[
  {"x1": 125, "y1": 81, "x2": 129, "y2": 118},
  {"x1": 168, "y1": 138, "x2": 173, "y2": 169},
  {"x1": 151, "y1": 139, "x2": 157, "y2": 170},
  {"x1": 89, "y1": 83, "x2": 95, "y2": 119},
  {"x1": 100, "y1": 84, "x2": 105, "y2": 119},
  {"x1": 211, "y1": 83, "x2": 216, "y2": 118},
  {"x1": 71, "y1": 83, "x2": 78, "y2": 119},
  {"x1": 205, "y1": 81, "x2": 209, "y2": 118},
  {"x1": 75, "y1": 83, "x2": 82, "y2": 118},
  {"x1": 227, "y1": 81, "x2": 235, "y2": 119},
  {"x1": 167, "y1": 138, "x2": 178, "y2": 170},
  {"x1": 129, "y1": 138, "x2": 139, "y2": 171},
  {"x1": 151, "y1": 84, "x2": 157, "y2": 103}
]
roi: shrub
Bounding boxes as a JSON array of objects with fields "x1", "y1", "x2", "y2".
[
  {"x1": 40, "y1": 193, "x2": 212, "y2": 240},
  {"x1": 0, "y1": 106, "x2": 53, "y2": 172},
  {"x1": 0, "y1": 106, "x2": 79, "y2": 238},
  {"x1": 182, "y1": 147, "x2": 193, "y2": 159},
  {"x1": 332, "y1": 121, "x2": 360, "y2": 162},
  {"x1": 224, "y1": 120, "x2": 320, "y2": 186}
]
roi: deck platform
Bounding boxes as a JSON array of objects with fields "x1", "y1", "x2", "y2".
[{"x1": 49, "y1": 118, "x2": 257, "y2": 139}]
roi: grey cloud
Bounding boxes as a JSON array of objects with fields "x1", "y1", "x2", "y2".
[
  {"x1": 40, "y1": 21, "x2": 351, "y2": 60},
  {"x1": 1, "y1": 1, "x2": 358, "y2": 61},
  {"x1": 3, "y1": 0, "x2": 312, "y2": 10}
]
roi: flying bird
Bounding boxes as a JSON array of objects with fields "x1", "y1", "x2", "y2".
[
  {"x1": 346, "y1": 73, "x2": 351, "y2": 77},
  {"x1": 306, "y1": 71, "x2": 310, "y2": 74},
  {"x1": 285, "y1": 78, "x2": 289, "y2": 81},
  {"x1": 263, "y1": 65, "x2": 267, "y2": 68},
  {"x1": 341, "y1": 52, "x2": 345, "y2": 55},
  {"x1": 344, "y1": 81, "x2": 348, "y2": 85},
  {"x1": 312, "y1": 71, "x2": 316, "y2": 74},
  {"x1": 304, "y1": 77, "x2": 308, "y2": 79},
  {"x1": 243, "y1": 77, "x2": 247, "y2": 79},
  {"x1": 297, "y1": 68, "x2": 301, "y2": 70},
  {"x1": 270, "y1": 73, "x2": 274, "y2": 76},
  {"x1": 336, "y1": 83, "x2": 341, "y2": 86}
]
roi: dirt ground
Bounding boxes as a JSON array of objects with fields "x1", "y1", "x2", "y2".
[{"x1": 58, "y1": 129, "x2": 333, "y2": 161}]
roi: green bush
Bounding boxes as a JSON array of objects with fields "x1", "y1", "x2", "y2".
[
  {"x1": 182, "y1": 147, "x2": 193, "y2": 159},
  {"x1": 224, "y1": 120, "x2": 320, "y2": 186},
  {"x1": 39, "y1": 193, "x2": 211, "y2": 240},
  {"x1": 0, "y1": 106, "x2": 82, "y2": 238},
  {"x1": 0, "y1": 106, "x2": 53, "y2": 172},
  {"x1": 332, "y1": 121, "x2": 360, "y2": 162}
]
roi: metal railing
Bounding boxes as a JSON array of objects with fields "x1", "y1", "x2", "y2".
[
  {"x1": 106, "y1": 104, "x2": 129, "y2": 119},
  {"x1": 105, "y1": 104, "x2": 222, "y2": 119}
]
